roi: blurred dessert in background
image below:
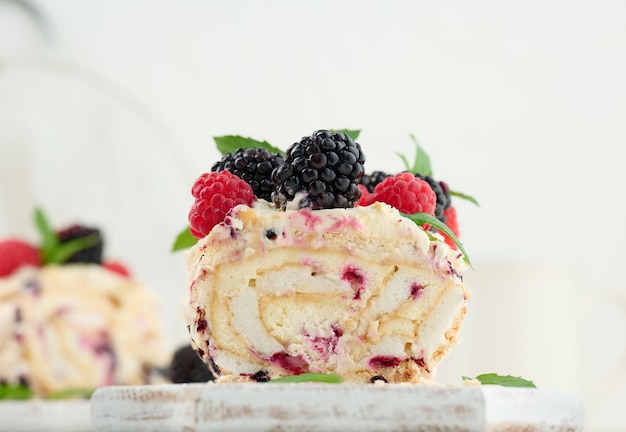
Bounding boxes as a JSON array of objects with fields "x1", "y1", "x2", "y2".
[{"x1": 0, "y1": 209, "x2": 169, "y2": 398}]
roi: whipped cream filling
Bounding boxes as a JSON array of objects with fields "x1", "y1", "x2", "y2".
[{"x1": 185, "y1": 200, "x2": 469, "y2": 383}]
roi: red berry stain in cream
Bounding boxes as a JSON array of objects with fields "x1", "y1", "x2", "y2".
[
  {"x1": 368, "y1": 355, "x2": 402, "y2": 369},
  {"x1": 196, "y1": 307, "x2": 208, "y2": 333},
  {"x1": 297, "y1": 209, "x2": 323, "y2": 230},
  {"x1": 303, "y1": 325, "x2": 343, "y2": 361},
  {"x1": 327, "y1": 215, "x2": 364, "y2": 232},
  {"x1": 341, "y1": 265, "x2": 367, "y2": 299},
  {"x1": 269, "y1": 352, "x2": 310, "y2": 375},
  {"x1": 410, "y1": 282, "x2": 425, "y2": 300}
]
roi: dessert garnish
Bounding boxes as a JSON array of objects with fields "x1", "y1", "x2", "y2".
[
  {"x1": 462, "y1": 373, "x2": 537, "y2": 388},
  {"x1": 172, "y1": 128, "x2": 474, "y2": 261},
  {"x1": 269, "y1": 373, "x2": 344, "y2": 384}
]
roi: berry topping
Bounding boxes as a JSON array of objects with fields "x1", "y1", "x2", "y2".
[
  {"x1": 414, "y1": 174, "x2": 450, "y2": 222},
  {"x1": 271, "y1": 130, "x2": 366, "y2": 210},
  {"x1": 170, "y1": 344, "x2": 215, "y2": 383},
  {"x1": 57, "y1": 225, "x2": 104, "y2": 264},
  {"x1": 359, "y1": 170, "x2": 391, "y2": 193},
  {"x1": 103, "y1": 260, "x2": 131, "y2": 278},
  {"x1": 440, "y1": 206, "x2": 460, "y2": 249},
  {"x1": 211, "y1": 147, "x2": 284, "y2": 201},
  {"x1": 0, "y1": 240, "x2": 41, "y2": 277},
  {"x1": 188, "y1": 171, "x2": 256, "y2": 238},
  {"x1": 356, "y1": 184, "x2": 373, "y2": 207},
  {"x1": 368, "y1": 172, "x2": 436, "y2": 216}
]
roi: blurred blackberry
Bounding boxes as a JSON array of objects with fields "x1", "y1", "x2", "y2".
[
  {"x1": 271, "y1": 130, "x2": 366, "y2": 210},
  {"x1": 57, "y1": 225, "x2": 104, "y2": 264},
  {"x1": 413, "y1": 174, "x2": 451, "y2": 222},
  {"x1": 211, "y1": 148, "x2": 284, "y2": 201},
  {"x1": 359, "y1": 170, "x2": 391, "y2": 193},
  {"x1": 170, "y1": 344, "x2": 215, "y2": 383}
]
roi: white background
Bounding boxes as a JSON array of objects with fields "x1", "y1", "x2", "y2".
[{"x1": 1, "y1": 1, "x2": 625, "y2": 430}]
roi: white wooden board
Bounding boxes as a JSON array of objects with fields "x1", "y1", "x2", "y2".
[{"x1": 89, "y1": 383, "x2": 584, "y2": 432}]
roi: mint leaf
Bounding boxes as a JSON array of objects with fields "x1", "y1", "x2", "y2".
[
  {"x1": 47, "y1": 388, "x2": 94, "y2": 400},
  {"x1": 34, "y1": 208, "x2": 103, "y2": 265},
  {"x1": 0, "y1": 384, "x2": 34, "y2": 400},
  {"x1": 463, "y1": 373, "x2": 536, "y2": 388},
  {"x1": 401, "y1": 212, "x2": 471, "y2": 266},
  {"x1": 34, "y1": 207, "x2": 59, "y2": 265},
  {"x1": 269, "y1": 373, "x2": 344, "y2": 384},
  {"x1": 397, "y1": 134, "x2": 432, "y2": 176},
  {"x1": 214, "y1": 135, "x2": 284, "y2": 155},
  {"x1": 172, "y1": 226, "x2": 198, "y2": 252},
  {"x1": 450, "y1": 190, "x2": 480, "y2": 207},
  {"x1": 48, "y1": 234, "x2": 100, "y2": 264},
  {"x1": 332, "y1": 129, "x2": 361, "y2": 141}
]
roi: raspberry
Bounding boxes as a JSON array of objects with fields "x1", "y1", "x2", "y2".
[
  {"x1": 356, "y1": 184, "x2": 373, "y2": 206},
  {"x1": 271, "y1": 130, "x2": 366, "y2": 210},
  {"x1": 57, "y1": 225, "x2": 104, "y2": 264},
  {"x1": 359, "y1": 170, "x2": 391, "y2": 193},
  {"x1": 440, "y1": 206, "x2": 460, "y2": 249},
  {"x1": 188, "y1": 171, "x2": 256, "y2": 238},
  {"x1": 369, "y1": 172, "x2": 436, "y2": 215},
  {"x1": 103, "y1": 260, "x2": 131, "y2": 278},
  {"x1": 211, "y1": 148, "x2": 284, "y2": 201},
  {"x1": 0, "y1": 239, "x2": 41, "y2": 277}
]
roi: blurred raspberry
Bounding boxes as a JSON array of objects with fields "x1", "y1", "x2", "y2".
[
  {"x1": 440, "y1": 206, "x2": 460, "y2": 249},
  {"x1": 188, "y1": 171, "x2": 256, "y2": 238},
  {"x1": 356, "y1": 184, "x2": 374, "y2": 206},
  {"x1": 103, "y1": 260, "x2": 131, "y2": 278},
  {"x1": 0, "y1": 239, "x2": 41, "y2": 277}
]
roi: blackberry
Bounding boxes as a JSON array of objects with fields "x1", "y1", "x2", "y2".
[
  {"x1": 211, "y1": 148, "x2": 284, "y2": 201},
  {"x1": 359, "y1": 170, "x2": 391, "y2": 193},
  {"x1": 169, "y1": 344, "x2": 215, "y2": 383},
  {"x1": 414, "y1": 174, "x2": 451, "y2": 222},
  {"x1": 57, "y1": 225, "x2": 104, "y2": 264},
  {"x1": 271, "y1": 130, "x2": 366, "y2": 210}
]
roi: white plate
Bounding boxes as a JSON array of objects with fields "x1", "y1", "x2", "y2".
[
  {"x1": 0, "y1": 399, "x2": 92, "y2": 432},
  {"x1": 90, "y1": 383, "x2": 584, "y2": 432}
]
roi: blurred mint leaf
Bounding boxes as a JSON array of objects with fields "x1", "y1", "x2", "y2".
[
  {"x1": 0, "y1": 384, "x2": 34, "y2": 400},
  {"x1": 397, "y1": 134, "x2": 432, "y2": 176},
  {"x1": 402, "y1": 212, "x2": 471, "y2": 266},
  {"x1": 270, "y1": 373, "x2": 344, "y2": 384},
  {"x1": 34, "y1": 207, "x2": 102, "y2": 265},
  {"x1": 172, "y1": 226, "x2": 197, "y2": 252},
  {"x1": 49, "y1": 234, "x2": 100, "y2": 264},
  {"x1": 47, "y1": 388, "x2": 94, "y2": 400},
  {"x1": 214, "y1": 135, "x2": 284, "y2": 155},
  {"x1": 450, "y1": 190, "x2": 480, "y2": 207},
  {"x1": 462, "y1": 373, "x2": 536, "y2": 388},
  {"x1": 331, "y1": 129, "x2": 361, "y2": 141},
  {"x1": 34, "y1": 207, "x2": 59, "y2": 265}
]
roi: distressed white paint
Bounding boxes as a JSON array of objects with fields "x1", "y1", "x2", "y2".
[{"x1": 89, "y1": 383, "x2": 584, "y2": 432}]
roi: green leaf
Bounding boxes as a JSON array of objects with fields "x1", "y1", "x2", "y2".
[
  {"x1": 0, "y1": 384, "x2": 34, "y2": 400},
  {"x1": 450, "y1": 190, "x2": 480, "y2": 207},
  {"x1": 172, "y1": 226, "x2": 198, "y2": 252},
  {"x1": 397, "y1": 134, "x2": 432, "y2": 176},
  {"x1": 48, "y1": 234, "x2": 101, "y2": 264},
  {"x1": 214, "y1": 135, "x2": 284, "y2": 155},
  {"x1": 401, "y1": 212, "x2": 471, "y2": 267},
  {"x1": 331, "y1": 129, "x2": 361, "y2": 141},
  {"x1": 47, "y1": 388, "x2": 94, "y2": 400},
  {"x1": 269, "y1": 373, "x2": 344, "y2": 384},
  {"x1": 34, "y1": 207, "x2": 59, "y2": 265},
  {"x1": 463, "y1": 373, "x2": 537, "y2": 388}
]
